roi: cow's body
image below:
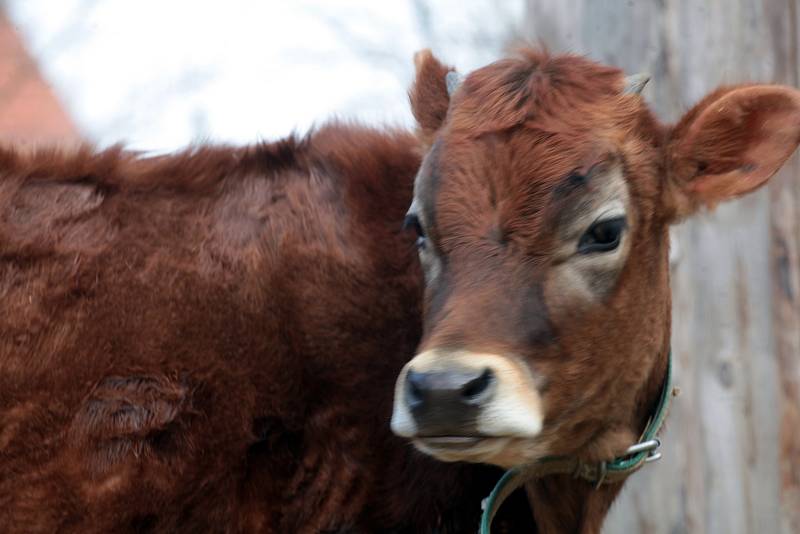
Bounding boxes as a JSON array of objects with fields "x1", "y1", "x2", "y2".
[{"x1": 0, "y1": 124, "x2": 532, "y2": 533}]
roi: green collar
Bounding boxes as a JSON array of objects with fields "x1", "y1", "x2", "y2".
[{"x1": 479, "y1": 352, "x2": 674, "y2": 534}]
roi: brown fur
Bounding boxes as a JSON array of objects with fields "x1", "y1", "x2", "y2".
[
  {"x1": 409, "y1": 49, "x2": 456, "y2": 148},
  {"x1": 404, "y1": 48, "x2": 800, "y2": 533},
  {"x1": 0, "y1": 124, "x2": 534, "y2": 533}
]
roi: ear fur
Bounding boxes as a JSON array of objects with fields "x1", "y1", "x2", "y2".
[
  {"x1": 666, "y1": 84, "x2": 800, "y2": 219},
  {"x1": 409, "y1": 49, "x2": 455, "y2": 148}
]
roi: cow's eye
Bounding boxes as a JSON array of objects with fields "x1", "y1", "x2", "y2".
[
  {"x1": 403, "y1": 213, "x2": 427, "y2": 249},
  {"x1": 578, "y1": 217, "x2": 626, "y2": 253}
]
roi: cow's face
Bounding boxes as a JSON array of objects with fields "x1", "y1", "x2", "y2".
[{"x1": 391, "y1": 49, "x2": 800, "y2": 467}]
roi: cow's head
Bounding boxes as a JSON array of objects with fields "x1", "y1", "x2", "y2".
[{"x1": 391, "y1": 49, "x2": 800, "y2": 468}]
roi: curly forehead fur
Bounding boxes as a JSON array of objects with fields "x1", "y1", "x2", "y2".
[
  {"x1": 449, "y1": 50, "x2": 632, "y2": 134},
  {"x1": 426, "y1": 50, "x2": 666, "y2": 256}
]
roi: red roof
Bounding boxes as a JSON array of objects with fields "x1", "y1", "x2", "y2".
[{"x1": 0, "y1": 11, "x2": 80, "y2": 144}]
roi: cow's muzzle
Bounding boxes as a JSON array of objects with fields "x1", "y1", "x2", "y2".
[{"x1": 391, "y1": 349, "x2": 543, "y2": 461}]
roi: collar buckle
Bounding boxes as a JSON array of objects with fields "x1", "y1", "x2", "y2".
[{"x1": 625, "y1": 437, "x2": 662, "y2": 463}]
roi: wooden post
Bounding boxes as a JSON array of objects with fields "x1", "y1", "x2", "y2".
[{"x1": 769, "y1": 4, "x2": 800, "y2": 532}]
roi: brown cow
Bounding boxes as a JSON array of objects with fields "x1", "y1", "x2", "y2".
[
  {"x1": 0, "y1": 126, "x2": 534, "y2": 532},
  {"x1": 391, "y1": 48, "x2": 800, "y2": 533}
]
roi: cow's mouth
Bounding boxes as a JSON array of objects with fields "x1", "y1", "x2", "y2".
[
  {"x1": 412, "y1": 435, "x2": 549, "y2": 467},
  {"x1": 415, "y1": 436, "x2": 488, "y2": 450},
  {"x1": 412, "y1": 435, "x2": 516, "y2": 462}
]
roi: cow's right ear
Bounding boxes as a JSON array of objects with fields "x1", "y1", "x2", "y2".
[{"x1": 409, "y1": 49, "x2": 456, "y2": 148}]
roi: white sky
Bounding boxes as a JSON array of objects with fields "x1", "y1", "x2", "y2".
[{"x1": 7, "y1": 0, "x2": 524, "y2": 151}]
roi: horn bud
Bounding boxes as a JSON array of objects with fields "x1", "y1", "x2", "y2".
[{"x1": 624, "y1": 73, "x2": 650, "y2": 95}]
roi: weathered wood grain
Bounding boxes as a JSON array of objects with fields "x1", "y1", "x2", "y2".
[
  {"x1": 770, "y1": 4, "x2": 800, "y2": 533},
  {"x1": 519, "y1": 1, "x2": 799, "y2": 532}
]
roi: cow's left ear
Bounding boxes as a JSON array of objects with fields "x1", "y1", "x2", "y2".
[
  {"x1": 665, "y1": 84, "x2": 800, "y2": 220},
  {"x1": 409, "y1": 49, "x2": 456, "y2": 148}
]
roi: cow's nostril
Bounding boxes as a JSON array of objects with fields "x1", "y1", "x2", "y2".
[
  {"x1": 460, "y1": 368, "x2": 494, "y2": 404},
  {"x1": 405, "y1": 369, "x2": 426, "y2": 410}
]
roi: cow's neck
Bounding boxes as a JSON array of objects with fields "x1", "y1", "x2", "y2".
[
  {"x1": 524, "y1": 475, "x2": 623, "y2": 534},
  {"x1": 524, "y1": 344, "x2": 671, "y2": 533}
]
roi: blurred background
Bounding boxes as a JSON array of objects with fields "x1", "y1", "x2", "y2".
[
  {"x1": 0, "y1": 0, "x2": 522, "y2": 149},
  {"x1": 0, "y1": 1, "x2": 797, "y2": 533}
]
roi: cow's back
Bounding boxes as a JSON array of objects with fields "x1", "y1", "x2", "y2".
[{"x1": 0, "y1": 124, "x2": 529, "y2": 533}]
